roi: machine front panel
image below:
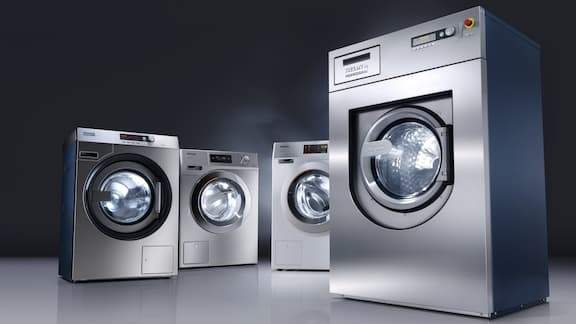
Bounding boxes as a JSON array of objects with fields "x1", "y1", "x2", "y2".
[
  {"x1": 329, "y1": 60, "x2": 492, "y2": 315},
  {"x1": 71, "y1": 143, "x2": 179, "y2": 280}
]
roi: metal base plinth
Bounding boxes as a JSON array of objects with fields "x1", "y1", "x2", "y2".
[{"x1": 334, "y1": 294, "x2": 549, "y2": 318}]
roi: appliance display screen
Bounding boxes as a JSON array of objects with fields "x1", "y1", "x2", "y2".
[
  {"x1": 210, "y1": 154, "x2": 233, "y2": 163},
  {"x1": 304, "y1": 144, "x2": 328, "y2": 154},
  {"x1": 120, "y1": 134, "x2": 149, "y2": 142},
  {"x1": 411, "y1": 32, "x2": 437, "y2": 47},
  {"x1": 343, "y1": 53, "x2": 371, "y2": 66}
]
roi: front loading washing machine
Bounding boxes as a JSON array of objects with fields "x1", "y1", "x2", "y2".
[
  {"x1": 179, "y1": 149, "x2": 258, "y2": 268},
  {"x1": 59, "y1": 128, "x2": 180, "y2": 282},
  {"x1": 272, "y1": 141, "x2": 330, "y2": 270},
  {"x1": 329, "y1": 7, "x2": 548, "y2": 317}
]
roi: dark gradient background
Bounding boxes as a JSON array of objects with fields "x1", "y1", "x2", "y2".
[{"x1": 1, "y1": 1, "x2": 574, "y2": 257}]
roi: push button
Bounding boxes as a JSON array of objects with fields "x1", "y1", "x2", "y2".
[{"x1": 464, "y1": 18, "x2": 475, "y2": 28}]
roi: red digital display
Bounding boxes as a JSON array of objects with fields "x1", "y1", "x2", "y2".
[{"x1": 120, "y1": 134, "x2": 148, "y2": 142}]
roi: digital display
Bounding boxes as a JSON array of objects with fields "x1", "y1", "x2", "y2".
[
  {"x1": 412, "y1": 32, "x2": 437, "y2": 47},
  {"x1": 304, "y1": 144, "x2": 328, "y2": 154},
  {"x1": 343, "y1": 53, "x2": 371, "y2": 66},
  {"x1": 210, "y1": 154, "x2": 232, "y2": 163},
  {"x1": 120, "y1": 134, "x2": 149, "y2": 142}
]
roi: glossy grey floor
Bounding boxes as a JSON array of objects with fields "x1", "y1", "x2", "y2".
[{"x1": 0, "y1": 258, "x2": 574, "y2": 324}]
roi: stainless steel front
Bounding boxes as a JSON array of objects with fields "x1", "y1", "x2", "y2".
[
  {"x1": 179, "y1": 149, "x2": 258, "y2": 268},
  {"x1": 69, "y1": 141, "x2": 180, "y2": 281},
  {"x1": 272, "y1": 141, "x2": 330, "y2": 270},
  {"x1": 329, "y1": 59, "x2": 491, "y2": 315}
]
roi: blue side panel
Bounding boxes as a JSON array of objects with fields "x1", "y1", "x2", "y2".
[
  {"x1": 485, "y1": 11, "x2": 549, "y2": 313},
  {"x1": 58, "y1": 138, "x2": 77, "y2": 281}
]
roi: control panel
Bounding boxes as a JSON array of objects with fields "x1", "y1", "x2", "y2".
[
  {"x1": 329, "y1": 7, "x2": 484, "y2": 92},
  {"x1": 411, "y1": 25, "x2": 457, "y2": 49},
  {"x1": 182, "y1": 149, "x2": 258, "y2": 171},
  {"x1": 76, "y1": 127, "x2": 179, "y2": 148},
  {"x1": 119, "y1": 133, "x2": 155, "y2": 143},
  {"x1": 273, "y1": 141, "x2": 329, "y2": 159}
]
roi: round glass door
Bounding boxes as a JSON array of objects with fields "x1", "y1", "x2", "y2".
[
  {"x1": 354, "y1": 106, "x2": 453, "y2": 230},
  {"x1": 374, "y1": 121, "x2": 441, "y2": 199},
  {"x1": 199, "y1": 178, "x2": 244, "y2": 226},
  {"x1": 99, "y1": 171, "x2": 153, "y2": 224},
  {"x1": 288, "y1": 170, "x2": 330, "y2": 225},
  {"x1": 191, "y1": 171, "x2": 250, "y2": 234},
  {"x1": 85, "y1": 154, "x2": 173, "y2": 240}
]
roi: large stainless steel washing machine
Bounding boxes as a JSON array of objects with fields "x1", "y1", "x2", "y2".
[
  {"x1": 328, "y1": 7, "x2": 548, "y2": 317},
  {"x1": 179, "y1": 149, "x2": 258, "y2": 268},
  {"x1": 59, "y1": 128, "x2": 180, "y2": 282},
  {"x1": 272, "y1": 141, "x2": 330, "y2": 270}
]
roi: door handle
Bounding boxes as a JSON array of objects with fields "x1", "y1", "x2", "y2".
[
  {"x1": 155, "y1": 182, "x2": 162, "y2": 214},
  {"x1": 361, "y1": 138, "x2": 393, "y2": 158},
  {"x1": 436, "y1": 126, "x2": 453, "y2": 183}
]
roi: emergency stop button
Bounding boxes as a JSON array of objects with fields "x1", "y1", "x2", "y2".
[{"x1": 464, "y1": 18, "x2": 475, "y2": 28}]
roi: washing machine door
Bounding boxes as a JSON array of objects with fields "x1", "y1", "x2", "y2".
[
  {"x1": 85, "y1": 154, "x2": 172, "y2": 240},
  {"x1": 191, "y1": 171, "x2": 250, "y2": 234},
  {"x1": 287, "y1": 170, "x2": 330, "y2": 233},
  {"x1": 357, "y1": 107, "x2": 453, "y2": 229}
]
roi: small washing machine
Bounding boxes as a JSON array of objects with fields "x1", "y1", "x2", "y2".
[
  {"x1": 272, "y1": 141, "x2": 330, "y2": 270},
  {"x1": 179, "y1": 149, "x2": 258, "y2": 268},
  {"x1": 59, "y1": 128, "x2": 180, "y2": 282},
  {"x1": 328, "y1": 7, "x2": 548, "y2": 317}
]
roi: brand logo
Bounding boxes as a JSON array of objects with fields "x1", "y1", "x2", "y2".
[
  {"x1": 345, "y1": 64, "x2": 369, "y2": 78},
  {"x1": 82, "y1": 131, "x2": 96, "y2": 136}
]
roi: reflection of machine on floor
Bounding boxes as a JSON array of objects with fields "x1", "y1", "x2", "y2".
[
  {"x1": 176, "y1": 266, "x2": 260, "y2": 323},
  {"x1": 272, "y1": 141, "x2": 330, "y2": 270},
  {"x1": 57, "y1": 278, "x2": 177, "y2": 324},
  {"x1": 271, "y1": 271, "x2": 330, "y2": 324},
  {"x1": 329, "y1": 7, "x2": 548, "y2": 317},
  {"x1": 179, "y1": 149, "x2": 258, "y2": 268},
  {"x1": 59, "y1": 128, "x2": 180, "y2": 281}
]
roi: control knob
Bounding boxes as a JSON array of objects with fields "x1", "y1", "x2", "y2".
[
  {"x1": 240, "y1": 155, "x2": 250, "y2": 165},
  {"x1": 445, "y1": 26, "x2": 456, "y2": 37}
]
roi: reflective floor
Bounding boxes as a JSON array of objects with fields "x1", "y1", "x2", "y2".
[{"x1": 0, "y1": 258, "x2": 574, "y2": 324}]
